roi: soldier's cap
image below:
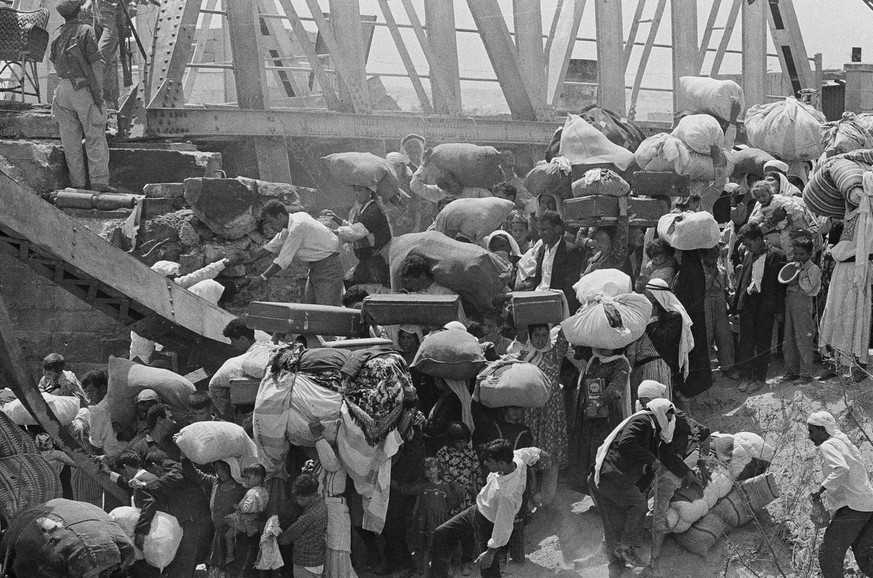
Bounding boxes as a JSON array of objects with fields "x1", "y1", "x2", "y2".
[{"x1": 56, "y1": 0, "x2": 85, "y2": 17}]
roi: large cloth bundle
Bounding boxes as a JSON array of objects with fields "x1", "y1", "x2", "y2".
[
  {"x1": 176, "y1": 421, "x2": 258, "y2": 469},
  {"x1": 571, "y1": 168, "x2": 630, "y2": 198},
  {"x1": 673, "y1": 511, "x2": 726, "y2": 556},
  {"x1": 710, "y1": 473, "x2": 780, "y2": 528},
  {"x1": 342, "y1": 349, "x2": 412, "y2": 446},
  {"x1": 573, "y1": 268, "x2": 632, "y2": 305},
  {"x1": 4, "y1": 499, "x2": 135, "y2": 578},
  {"x1": 678, "y1": 76, "x2": 744, "y2": 121},
  {"x1": 429, "y1": 197, "x2": 515, "y2": 244},
  {"x1": 711, "y1": 432, "x2": 776, "y2": 480},
  {"x1": 321, "y1": 152, "x2": 401, "y2": 201},
  {"x1": 635, "y1": 133, "x2": 690, "y2": 172},
  {"x1": 559, "y1": 114, "x2": 636, "y2": 171},
  {"x1": 561, "y1": 293, "x2": 651, "y2": 349},
  {"x1": 3, "y1": 392, "x2": 80, "y2": 426},
  {"x1": 109, "y1": 507, "x2": 183, "y2": 571},
  {"x1": 579, "y1": 104, "x2": 647, "y2": 152},
  {"x1": 821, "y1": 112, "x2": 873, "y2": 155},
  {"x1": 732, "y1": 147, "x2": 774, "y2": 178},
  {"x1": 411, "y1": 329, "x2": 487, "y2": 380},
  {"x1": 523, "y1": 158, "x2": 573, "y2": 200},
  {"x1": 677, "y1": 149, "x2": 734, "y2": 183},
  {"x1": 658, "y1": 211, "x2": 720, "y2": 251},
  {"x1": 389, "y1": 232, "x2": 512, "y2": 312},
  {"x1": 671, "y1": 114, "x2": 725, "y2": 155},
  {"x1": 474, "y1": 360, "x2": 550, "y2": 408},
  {"x1": 668, "y1": 463, "x2": 734, "y2": 533},
  {"x1": 0, "y1": 411, "x2": 62, "y2": 523},
  {"x1": 803, "y1": 151, "x2": 873, "y2": 217},
  {"x1": 415, "y1": 143, "x2": 504, "y2": 189},
  {"x1": 107, "y1": 356, "x2": 195, "y2": 426},
  {"x1": 745, "y1": 97, "x2": 826, "y2": 161},
  {"x1": 241, "y1": 341, "x2": 283, "y2": 379}
]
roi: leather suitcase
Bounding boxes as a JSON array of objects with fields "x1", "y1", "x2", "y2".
[
  {"x1": 511, "y1": 291, "x2": 564, "y2": 327},
  {"x1": 245, "y1": 302, "x2": 364, "y2": 337},
  {"x1": 229, "y1": 377, "x2": 260, "y2": 406},
  {"x1": 631, "y1": 171, "x2": 691, "y2": 197},
  {"x1": 563, "y1": 195, "x2": 667, "y2": 227},
  {"x1": 360, "y1": 294, "x2": 461, "y2": 326}
]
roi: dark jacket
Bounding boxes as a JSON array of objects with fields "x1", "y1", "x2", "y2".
[
  {"x1": 600, "y1": 413, "x2": 690, "y2": 489},
  {"x1": 733, "y1": 248, "x2": 786, "y2": 315},
  {"x1": 528, "y1": 238, "x2": 585, "y2": 313}
]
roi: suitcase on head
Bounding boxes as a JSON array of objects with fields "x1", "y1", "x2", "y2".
[
  {"x1": 631, "y1": 171, "x2": 691, "y2": 197},
  {"x1": 244, "y1": 302, "x2": 364, "y2": 337},
  {"x1": 563, "y1": 195, "x2": 667, "y2": 227},
  {"x1": 511, "y1": 291, "x2": 565, "y2": 327},
  {"x1": 360, "y1": 294, "x2": 461, "y2": 327}
]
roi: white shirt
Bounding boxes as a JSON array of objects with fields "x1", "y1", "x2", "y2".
[
  {"x1": 88, "y1": 398, "x2": 127, "y2": 459},
  {"x1": 264, "y1": 213, "x2": 339, "y2": 268},
  {"x1": 819, "y1": 436, "x2": 873, "y2": 513},
  {"x1": 476, "y1": 447, "x2": 541, "y2": 548},
  {"x1": 536, "y1": 242, "x2": 560, "y2": 292}
]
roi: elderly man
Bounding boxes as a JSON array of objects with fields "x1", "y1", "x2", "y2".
[{"x1": 808, "y1": 411, "x2": 873, "y2": 578}]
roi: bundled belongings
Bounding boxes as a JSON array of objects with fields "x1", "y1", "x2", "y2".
[
  {"x1": 389, "y1": 232, "x2": 512, "y2": 312},
  {"x1": 664, "y1": 461, "x2": 735, "y2": 533},
  {"x1": 175, "y1": 421, "x2": 259, "y2": 483},
  {"x1": 428, "y1": 197, "x2": 516, "y2": 244},
  {"x1": 802, "y1": 150, "x2": 873, "y2": 218},
  {"x1": 678, "y1": 76, "x2": 745, "y2": 121},
  {"x1": 3, "y1": 392, "x2": 80, "y2": 426},
  {"x1": 109, "y1": 507, "x2": 183, "y2": 571},
  {"x1": 561, "y1": 293, "x2": 652, "y2": 349},
  {"x1": 732, "y1": 147, "x2": 775, "y2": 179},
  {"x1": 572, "y1": 268, "x2": 632, "y2": 305},
  {"x1": 744, "y1": 97, "x2": 826, "y2": 161},
  {"x1": 414, "y1": 143, "x2": 504, "y2": 189},
  {"x1": 578, "y1": 104, "x2": 647, "y2": 152},
  {"x1": 563, "y1": 195, "x2": 666, "y2": 227},
  {"x1": 571, "y1": 168, "x2": 630, "y2": 198},
  {"x1": 559, "y1": 114, "x2": 636, "y2": 171},
  {"x1": 3, "y1": 498, "x2": 136, "y2": 578},
  {"x1": 473, "y1": 359, "x2": 550, "y2": 408},
  {"x1": 523, "y1": 157, "x2": 573, "y2": 200},
  {"x1": 241, "y1": 340, "x2": 283, "y2": 379},
  {"x1": 632, "y1": 171, "x2": 691, "y2": 198},
  {"x1": 710, "y1": 432, "x2": 776, "y2": 480},
  {"x1": 321, "y1": 152, "x2": 402, "y2": 201},
  {"x1": 671, "y1": 114, "x2": 725, "y2": 155},
  {"x1": 635, "y1": 133, "x2": 691, "y2": 173},
  {"x1": 106, "y1": 357, "x2": 195, "y2": 426},
  {"x1": 679, "y1": 148, "x2": 734, "y2": 183},
  {"x1": 657, "y1": 211, "x2": 720, "y2": 251},
  {"x1": 821, "y1": 112, "x2": 873, "y2": 155},
  {"x1": 411, "y1": 328, "x2": 487, "y2": 380},
  {"x1": 0, "y1": 411, "x2": 62, "y2": 523}
]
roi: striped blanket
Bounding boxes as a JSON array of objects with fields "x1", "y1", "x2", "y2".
[
  {"x1": 804, "y1": 150, "x2": 873, "y2": 217},
  {"x1": 0, "y1": 411, "x2": 62, "y2": 523}
]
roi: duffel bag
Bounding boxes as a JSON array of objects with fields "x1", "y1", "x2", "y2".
[
  {"x1": 411, "y1": 328, "x2": 487, "y2": 380},
  {"x1": 107, "y1": 357, "x2": 195, "y2": 427},
  {"x1": 429, "y1": 197, "x2": 516, "y2": 244},
  {"x1": 3, "y1": 393, "x2": 80, "y2": 426},
  {"x1": 176, "y1": 421, "x2": 257, "y2": 465},
  {"x1": 731, "y1": 147, "x2": 774, "y2": 178},
  {"x1": 321, "y1": 152, "x2": 401, "y2": 201},
  {"x1": 559, "y1": 114, "x2": 636, "y2": 171},
  {"x1": 523, "y1": 159, "x2": 573, "y2": 200},
  {"x1": 571, "y1": 168, "x2": 630, "y2": 198},
  {"x1": 744, "y1": 97, "x2": 826, "y2": 161},
  {"x1": 678, "y1": 76, "x2": 744, "y2": 121},
  {"x1": 424, "y1": 143, "x2": 504, "y2": 189},
  {"x1": 474, "y1": 360, "x2": 551, "y2": 408},
  {"x1": 657, "y1": 211, "x2": 720, "y2": 251},
  {"x1": 635, "y1": 133, "x2": 690, "y2": 172},
  {"x1": 672, "y1": 114, "x2": 725, "y2": 155},
  {"x1": 573, "y1": 268, "x2": 632, "y2": 305},
  {"x1": 389, "y1": 232, "x2": 512, "y2": 312},
  {"x1": 560, "y1": 293, "x2": 651, "y2": 349}
]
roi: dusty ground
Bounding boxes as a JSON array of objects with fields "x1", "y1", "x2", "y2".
[{"x1": 360, "y1": 355, "x2": 873, "y2": 578}]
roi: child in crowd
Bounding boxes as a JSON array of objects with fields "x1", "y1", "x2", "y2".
[
  {"x1": 635, "y1": 239, "x2": 676, "y2": 293},
  {"x1": 781, "y1": 236, "x2": 821, "y2": 384},
  {"x1": 224, "y1": 463, "x2": 269, "y2": 564},
  {"x1": 436, "y1": 422, "x2": 482, "y2": 517},
  {"x1": 37, "y1": 353, "x2": 85, "y2": 400},
  {"x1": 702, "y1": 245, "x2": 737, "y2": 379},
  {"x1": 407, "y1": 458, "x2": 461, "y2": 576},
  {"x1": 279, "y1": 473, "x2": 329, "y2": 578}
]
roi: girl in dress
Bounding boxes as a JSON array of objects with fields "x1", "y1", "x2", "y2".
[{"x1": 406, "y1": 458, "x2": 461, "y2": 576}]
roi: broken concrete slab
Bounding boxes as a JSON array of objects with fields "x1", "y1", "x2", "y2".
[
  {"x1": 0, "y1": 108, "x2": 59, "y2": 139},
  {"x1": 183, "y1": 177, "x2": 260, "y2": 240},
  {"x1": 143, "y1": 183, "x2": 185, "y2": 198},
  {"x1": 0, "y1": 139, "x2": 68, "y2": 194},
  {"x1": 110, "y1": 148, "x2": 222, "y2": 195},
  {"x1": 236, "y1": 176, "x2": 308, "y2": 211}
]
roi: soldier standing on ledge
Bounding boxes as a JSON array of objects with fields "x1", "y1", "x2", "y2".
[{"x1": 50, "y1": 0, "x2": 116, "y2": 193}]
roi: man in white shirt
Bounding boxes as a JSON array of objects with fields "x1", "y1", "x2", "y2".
[
  {"x1": 429, "y1": 439, "x2": 550, "y2": 578},
  {"x1": 808, "y1": 411, "x2": 873, "y2": 578},
  {"x1": 249, "y1": 200, "x2": 343, "y2": 307}
]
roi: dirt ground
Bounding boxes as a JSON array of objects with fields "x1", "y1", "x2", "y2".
[{"x1": 360, "y1": 355, "x2": 873, "y2": 578}]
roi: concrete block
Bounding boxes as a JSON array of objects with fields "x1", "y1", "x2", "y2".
[
  {"x1": 0, "y1": 139, "x2": 68, "y2": 194},
  {"x1": 0, "y1": 108, "x2": 59, "y2": 139},
  {"x1": 110, "y1": 148, "x2": 222, "y2": 195},
  {"x1": 143, "y1": 183, "x2": 186, "y2": 198},
  {"x1": 183, "y1": 178, "x2": 259, "y2": 240},
  {"x1": 51, "y1": 332, "x2": 105, "y2": 363},
  {"x1": 142, "y1": 197, "x2": 180, "y2": 220}
]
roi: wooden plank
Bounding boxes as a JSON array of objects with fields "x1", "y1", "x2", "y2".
[
  {"x1": 742, "y1": 0, "x2": 767, "y2": 107},
  {"x1": 0, "y1": 294, "x2": 130, "y2": 503},
  {"x1": 595, "y1": 0, "x2": 627, "y2": 115},
  {"x1": 623, "y1": 0, "x2": 647, "y2": 70},
  {"x1": 378, "y1": 0, "x2": 434, "y2": 114},
  {"x1": 629, "y1": 0, "x2": 666, "y2": 115},
  {"x1": 145, "y1": 0, "x2": 201, "y2": 107},
  {"x1": 697, "y1": 0, "x2": 722, "y2": 73},
  {"x1": 671, "y1": 0, "x2": 698, "y2": 113},
  {"x1": 514, "y1": 0, "x2": 546, "y2": 104},
  {"x1": 545, "y1": 0, "x2": 586, "y2": 107},
  {"x1": 183, "y1": 0, "x2": 222, "y2": 98},
  {"x1": 711, "y1": 0, "x2": 741, "y2": 76},
  {"x1": 466, "y1": 0, "x2": 542, "y2": 121},
  {"x1": 423, "y1": 0, "x2": 462, "y2": 113}
]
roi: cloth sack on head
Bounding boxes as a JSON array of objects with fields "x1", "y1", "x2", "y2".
[
  {"x1": 561, "y1": 292, "x2": 651, "y2": 350},
  {"x1": 473, "y1": 359, "x2": 551, "y2": 409},
  {"x1": 106, "y1": 357, "x2": 195, "y2": 427},
  {"x1": 571, "y1": 168, "x2": 630, "y2": 198},
  {"x1": 573, "y1": 268, "x2": 632, "y2": 305},
  {"x1": 3, "y1": 393, "x2": 80, "y2": 426},
  {"x1": 678, "y1": 76, "x2": 745, "y2": 121},
  {"x1": 559, "y1": 114, "x2": 635, "y2": 171},
  {"x1": 523, "y1": 158, "x2": 573, "y2": 200},
  {"x1": 321, "y1": 152, "x2": 402, "y2": 201},
  {"x1": 744, "y1": 97, "x2": 826, "y2": 161},
  {"x1": 635, "y1": 133, "x2": 690, "y2": 172},
  {"x1": 657, "y1": 211, "x2": 720, "y2": 251},
  {"x1": 428, "y1": 197, "x2": 516, "y2": 245},
  {"x1": 671, "y1": 114, "x2": 725, "y2": 155},
  {"x1": 410, "y1": 329, "x2": 487, "y2": 380}
]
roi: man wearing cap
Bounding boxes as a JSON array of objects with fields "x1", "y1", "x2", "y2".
[
  {"x1": 763, "y1": 159, "x2": 801, "y2": 197},
  {"x1": 130, "y1": 388, "x2": 160, "y2": 439},
  {"x1": 808, "y1": 411, "x2": 873, "y2": 578},
  {"x1": 50, "y1": 0, "x2": 115, "y2": 193}
]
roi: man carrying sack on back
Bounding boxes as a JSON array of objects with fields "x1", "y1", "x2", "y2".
[{"x1": 50, "y1": 0, "x2": 116, "y2": 193}]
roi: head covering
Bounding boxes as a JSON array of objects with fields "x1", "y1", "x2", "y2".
[
  {"x1": 189, "y1": 279, "x2": 225, "y2": 305},
  {"x1": 645, "y1": 278, "x2": 694, "y2": 378},
  {"x1": 386, "y1": 151, "x2": 411, "y2": 165},
  {"x1": 386, "y1": 324, "x2": 424, "y2": 351},
  {"x1": 807, "y1": 411, "x2": 839, "y2": 436},
  {"x1": 769, "y1": 171, "x2": 802, "y2": 197},
  {"x1": 506, "y1": 325, "x2": 556, "y2": 366},
  {"x1": 508, "y1": 210, "x2": 529, "y2": 227},
  {"x1": 647, "y1": 398, "x2": 676, "y2": 443},
  {"x1": 444, "y1": 321, "x2": 467, "y2": 331},
  {"x1": 443, "y1": 378, "x2": 475, "y2": 434},
  {"x1": 484, "y1": 230, "x2": 522, "y2": 258},
  {"x1": 135, "y1": 388, "x2": 159, "y2": 403},
  {"x1": 637, "y1": 380, "x2": 668, "y2": 400},
  {"x1": 723, "y1": 182, "x2": 740, "y2": 194},
  {"x1": 56, "y1": 0, "x2": 83, "y2": 17},
  {"x1": 763, "y1": 159, "x2": 789, "y2": 175},
  {"x1": 151, "y1": 260, "x2": 180, "y2": 277},
  {"x1": 401, "y1": 134, "x2": 425, "y2": 147}
]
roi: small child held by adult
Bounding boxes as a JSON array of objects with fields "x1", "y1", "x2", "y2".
[
  {"x1": 224, "y1": 463, "x2": 269, "y2": 564},
  {"x1": 780, "y1": 236, "x2": 821, "y2": 384}
]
